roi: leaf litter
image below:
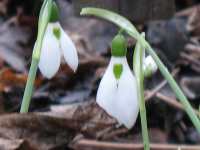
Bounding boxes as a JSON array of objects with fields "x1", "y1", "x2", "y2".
[{"x1": 0, "y1": 0, "x2": 200, "y2": 150}]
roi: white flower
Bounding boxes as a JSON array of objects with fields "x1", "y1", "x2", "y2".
[
  {"x1": 141, "y1": 32, "x2": 157, "y2": 77},
  {"x1": 96, "y1": 33, "x2": 158, "y2": 129},
  {"x1": 144, "y1": 56, "x2": 158, "y2": 73},
  {"x1": 38, "y1": 22, "x2": 78, "y2": 79},
  {"x1": 143, "y1": 55, "x2": 158, "y2": 77},
  {"x1": 97, "y1": 56, "x2": 139, "y2": 129}
]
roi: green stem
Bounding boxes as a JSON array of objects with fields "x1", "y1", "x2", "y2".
[
  {"x1": 20, "y1": 34, "x2": 44, "y2": 113},
  {"x1": 134, "y1": 38, "x2": 150, "y2": 150},
  {"x1": 20, "y1": 40, "x2": 42, "y2": 113},
  {"x1": 139, "y1": 87, "x2": 149, "y2": 150},
  {"x1": 20, "y1": 57, "x2": 39, "y2": 113},
  {"x1": 20, "y1": 0, "x2": 52, "y2": 113}
]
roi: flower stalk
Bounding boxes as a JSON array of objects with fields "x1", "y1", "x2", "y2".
[
  {"x1": 20, "y1": 50, "x2": 39, "y2": 113},
  {"x1": 20, "y1": 0, "x2": 53, "y2": 113},
  {"x1": 80, "y1": 7, "x2": 200, "y2": 133},
  {"x1": 133, "y1": 34, "x2": 150, "y2": 150}
]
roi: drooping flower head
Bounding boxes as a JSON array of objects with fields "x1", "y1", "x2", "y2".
[
  {"x1": 39, "y1": 2, "x2": 78, "y2": 79},
  {"x1": 97, "y1": 34, "x2": 139, "y2": 129},
  {"x1": 143, "y1": 55, "x2": 158, "y2": 77}
]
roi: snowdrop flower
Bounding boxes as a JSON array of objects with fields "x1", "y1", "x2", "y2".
[
  {"x1": 97, "y1": 34, "x2": 139, "y2": 129},
  {"x1": 38, "y1": 2, "x2": 78, "y2": 79},
  {"x1": 143, "y1": 55, "x2": 158, "y2": 77}
]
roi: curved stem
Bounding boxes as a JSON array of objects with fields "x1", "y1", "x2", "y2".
[
  {"x1": 134, "y1": 37, "x2": 150, "y2": 150},
  {"x1": 20, "y1": 0, "x2": 52, "y2": 113}
]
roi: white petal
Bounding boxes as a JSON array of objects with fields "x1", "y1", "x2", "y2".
[
  {"x1": 59, "y1": 25, "x2": 78, "y2": 72},
  {"x1": 97, "y1": 57, "x2": 139, "y2": 129},
  {"x1": 39, "y1": 23, "x2": 61, "y2": 79},
  {"x1": 144, "y1": 56, "x2": 158, "y2": 74}
]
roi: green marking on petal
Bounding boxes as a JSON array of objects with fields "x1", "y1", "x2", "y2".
[
  {"x1": 50, "y1": 2, "x2": 59, "y2": 22},
  {"x1": 113, "y1": 64, "x2": 123, "y2": 79},
  {"x1": 53, "y1": 27, "x2": 61, "y2": 40},
  {"x1": 111, "y1": 34, "x2": 127, "y2": 57}
]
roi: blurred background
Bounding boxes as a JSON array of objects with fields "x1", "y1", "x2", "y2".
[{"x1": 0, "y1": 0, "x2": 200, "y2": 149}]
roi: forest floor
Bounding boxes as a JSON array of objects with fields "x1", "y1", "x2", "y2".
[{"x1": 0, "y1": 0, "x2": 200, "y2": 149}]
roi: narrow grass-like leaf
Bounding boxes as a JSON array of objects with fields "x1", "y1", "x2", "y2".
[
  {"x1": 20, "y1": 0, "x2": 53, "y2": 113},
  {"x1": 81, "y1": 8, "x2": 140, "y2": 40},
  {"x1": 133, "y1": 34, "x2": 150, "y2": 150}
]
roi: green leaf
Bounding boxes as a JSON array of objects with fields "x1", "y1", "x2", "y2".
[
  {"x1": 133, "y1": 34, "x2": 150, "y2": 150},
  {"x1": 81, "y1": 8, "x2": 140, "y2": 40}
]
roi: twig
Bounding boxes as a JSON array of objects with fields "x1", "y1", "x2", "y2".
[
  {"x1": 145, "y1": 68, "x2": 180, "y2": 101},
  {"x1": 181, "y1": 52, "x2": 200, "y2": 67},
  {"x1": 155, "y1": 92, "x2": 200, "y2": 117},
  {"x1": 101, "y1": 128, "x2": 128, "y2": 140},
  {"x1": 74, "y1": 139, "x2": 200, "y2": 150},
  {"x1": 191, "y1": 64, "x2": 200, "y2": 73},
  {"x1": 185, "y1": 44, "x2": 200, "y2": 55},
  {"x1": 175, "y1": 4, "x2": 200, "y2": 17}
]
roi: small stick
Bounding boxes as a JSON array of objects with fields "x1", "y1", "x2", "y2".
[
  {"x1": 175, "y1": 4, "x2": 200, "y2": 17},
  {"x1": 145, "y1": 68, "x2": 180, "y2": 101},
  {"x1": 181, "y1": 52, "x2": 200, "y2": 67},
  {"x1": 185, "y1": 44, "x2": 200, "y2": 54},
  {"x1": 101, "y1": 128, "x2": 128, "y2": 140},
  {"x1": 74, "y1": 139, "x2": 200, "y2": 150},
  {"x1": 155, "y1": 92, "x2": 200, "y2": 117}
]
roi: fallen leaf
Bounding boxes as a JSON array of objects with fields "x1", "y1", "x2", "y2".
[
  {"x1": 0, "y1": 101, "x2": 117, "y2": 149},
  {"x1": 0, "y1": 68, "x2": 42, "y2": 92},
  {"x1": 0, "y1": 19, "x2": 31, "y2": 72},
  {"x1": 0, "y1": 138, "x2": 36, "y2": 150}
]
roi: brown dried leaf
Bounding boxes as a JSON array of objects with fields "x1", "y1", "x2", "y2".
[
  {"x1": 0, "y1": 19, "x2": 31, "y2": 72},
  {"x1": 0, "y1": 68, "x2": 42, "y2": 92},
  {"x1": 49, "y1": 101, "x2": 117, "y2": 138},
  {"x1": 0, "y1": 138, "x2": 36, "y2": 150},
  {"x1": 0, "y1": 102, "x2": 117, "y2": 149}
]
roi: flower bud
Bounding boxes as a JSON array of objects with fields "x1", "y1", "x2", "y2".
[{"x1": 143, "y1": 56, "x2": 158, "y2": 77}]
